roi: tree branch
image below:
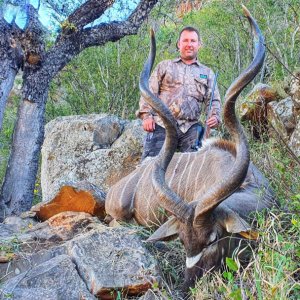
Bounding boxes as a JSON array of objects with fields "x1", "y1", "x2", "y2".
[
  {"x1": 81, "y1": 21, "x2": 135, "y2": 48},
  {"x1": 44, "y1": 0, "x2": 158, "y2": 79},
  {"x1": 0, "y1": 10, "x2": 23, "y2": 61},
  {"x1": 128, "y1": 0, "x2": 158, "y2": 26},
  {"x1": 81, "y1": 0, "x2": 158, "y2": 47},
  {"x1": 67, "y1": 0, "x2": 114, "y2": 29},
  {"x1": 26, "y1": 4, "x2": 45, "y2": 33},
  {"x1": 20, "y1": 5, "x2": 45, "y2": 68}
]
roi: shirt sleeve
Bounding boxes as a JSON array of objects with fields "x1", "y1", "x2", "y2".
[
  {"x1": 135, "y1": 62, "x2": 164, "y2": 119},
  {"x1": 204, "y1": 69, "x2": 222, "y2": 123}
]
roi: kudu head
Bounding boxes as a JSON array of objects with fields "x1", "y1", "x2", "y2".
[{"x1": 139, "y1": 5, "x2": 265, "y2": 290}]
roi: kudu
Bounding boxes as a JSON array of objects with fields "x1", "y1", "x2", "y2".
[{"x1": 106, "y1": 6, "x2": 277, "y2": 289}]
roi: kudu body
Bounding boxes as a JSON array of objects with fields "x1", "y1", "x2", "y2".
[{"x1": 106, "y1": 6, "x2": 277, "y2": 289}]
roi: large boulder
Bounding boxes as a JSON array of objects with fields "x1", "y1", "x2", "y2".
[
  {"x1": 266, "y1": 71, "x2": 300, "y2": 156},
  {"x1": 240, "y1": 83, "x2": 279, "y2": 138},
  {"x1": 41, "y1": 114, "x2": 144, "y2": 203},
  {"x1": 267, "y1": 97, "x2": 296, "y2": 141},
  {"x1": 0, "y1": 212, "x2": 160, "y2": 299}
]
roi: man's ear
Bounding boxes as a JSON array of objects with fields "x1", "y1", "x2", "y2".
[
  {"x1": 216, "y1": 207, "x2": 258, "y2": 240},
  {"x1": 147, "y1": 216, "x2": 179, "y2": 242}
]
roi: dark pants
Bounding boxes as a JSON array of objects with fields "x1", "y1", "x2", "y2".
[{"x1": 141, "y1": 123, "x2": 202, "y2": 161}]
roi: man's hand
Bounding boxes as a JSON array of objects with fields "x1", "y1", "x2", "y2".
[
  {"x1": 142, "y1": 116, "x2": 156, "y2": 132},
  {"x1": 206, "y1": 116, "x2": 219, "y2": 128}
]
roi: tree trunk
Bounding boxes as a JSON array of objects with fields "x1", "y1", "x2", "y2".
[
  {"x1": 0, "y1": 85, "x2": 47, "y2": 218},
  {"x1": 0, "y1": 28, "x2": 22, "y2": 132},
  {"x1": 0, "y1": 60, "x2": 18, "y2": 132},
  {"x1": 0, "y1": 0, "x2": 158, "y2": 221}
]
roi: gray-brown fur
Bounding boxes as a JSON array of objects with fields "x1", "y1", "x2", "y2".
[
  {"x1": 106, "y1": 146, "x2": 274, "y2": 226},
  {"x1": 105, "y1": 6, "x2": 278, "y2": 291}
]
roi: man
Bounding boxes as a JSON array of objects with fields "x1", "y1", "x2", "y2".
[{"x1": 136, "y1": 26, "x2": 221, "y2": 160}]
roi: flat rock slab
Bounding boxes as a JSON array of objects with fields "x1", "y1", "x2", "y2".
[
  {"x1": 1, "y1": 255, "x2": 95, "y2": 300},
  {"x1": 67, "y1": 227, "x2": 160, "y2": 299},
  {"x1": 0, "y1": 212, "x2": 160, "y2": 299}
]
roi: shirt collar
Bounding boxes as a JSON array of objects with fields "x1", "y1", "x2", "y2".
[{"x1": 173, "y1": 57, "x2": 201, "y2": 66}]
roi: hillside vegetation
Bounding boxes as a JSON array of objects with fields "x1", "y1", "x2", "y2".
[{"x1": 1, "y1": 0, "x2": 299, "y2": 299}]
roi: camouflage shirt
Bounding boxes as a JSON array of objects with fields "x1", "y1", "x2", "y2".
[{"x1": 136, "y1": 57, "x2": 221, "y2": 133}]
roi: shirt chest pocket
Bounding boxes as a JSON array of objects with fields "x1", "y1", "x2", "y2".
[
  {"x1": 162, "y1": 73, "x2": 181, "y2": 89},
  {"x1": 192, "y1": 77, "x2": 208, "y2": 101}
]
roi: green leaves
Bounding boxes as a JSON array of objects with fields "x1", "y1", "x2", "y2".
[
  {"x1": 226, "y1": 257, "x2": 239, "y2": 272},
  {"x1": 222, "y1": 257, "x2": 238, "y2": 284}
]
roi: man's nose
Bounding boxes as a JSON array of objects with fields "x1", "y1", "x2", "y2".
[{"x1": 186, "y1": 41, "x2": 193, "y2": 47}]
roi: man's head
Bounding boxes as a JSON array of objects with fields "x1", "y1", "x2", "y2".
[{"x1": 177, "y1": 26, "x2": 201, "y2": 64}]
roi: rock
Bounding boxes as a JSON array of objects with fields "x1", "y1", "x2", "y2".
[
  {"x1": 1, "y1": 255, "x2": 95, "y2": 300},
  {"x1": 240, "y1": 83, "x2": 279, "y2": 113},
  {"x1": 3, "y1": 216, "x2": 38, "y2": 231},
  {"x1": 289, "y1": 121, "x2": 300, "y2": 157},
  {"x1": 267, "y1": 97, "x2": 296, "y2": 141},
  {"x1": 240, "y1": 83, "x2": 280, "y2": 138},
  {"x1": 0, "y1": 223, "x2": 20, "y2": 240},
  {"x1": 41, "y1": 114, "x2": 144, "y2": 203},
  {"x1": 1, "y1": 287, "x2": 59, "y2": 300},
  {"x1": 67, "y1": 228, "x2": 159, "y2": 299},
  {"x1": 286, "y1": 70, "x2": 300, "y2": 120},
  {"x1": 108, "y1": 218, "x2": 121, "y2": 228},
  {"x1": 0, "y1": 212, "x2": 103, "y2": 279},
  {"x1": 27, "y1": 211, "x2": 103, "y2": 243},
  {"x1": 33, "y1": 181, "x2": 106, "y2": 221},
  {"x1": 93, "y1": 117, "x2": 123, "y2": 148},
  {"x1": 243, "y1": 83, "x2": 280, "y2": 105},
  {"x1": 0, "y1": 216, "x2": 38, "y2": 262},
  {"x1": 0, "y1": 212, "x2": 160, "y2": 299},
  {"x1": 284, "y1": 71, "x2": 300, "y2": 156},
  {"x1": 138, "y1": 289, "x2": 168, "y2": 300},
  {"x1": 138, "y1": 289, "x2": 159, "y2": 300}
]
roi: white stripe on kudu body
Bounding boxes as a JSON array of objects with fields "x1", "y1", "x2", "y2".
[
  {"x1": 193, "y1": 150, "x2": 207, "y2": 197},
  {"x1": 184, "y1": 152, "x2": 197, "y2": 201},
  {"x1": 176, "y1": 153, "x2": 192, "y2": 196},
  {"x1": 168, "y1": 154, "x2": 184, "y2": 187}
]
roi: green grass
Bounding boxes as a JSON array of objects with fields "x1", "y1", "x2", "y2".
[{"x1": 193, "y1": 208, "x2": 299, "y2": 300}]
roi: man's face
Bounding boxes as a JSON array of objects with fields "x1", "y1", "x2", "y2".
[{"x1": 177, "y1": 30, "x2": 201, "y2": 62}]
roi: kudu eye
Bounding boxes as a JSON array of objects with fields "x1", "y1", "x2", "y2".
[{"x1": 206, "y1": 232, "x2": 218, "y2": 247}]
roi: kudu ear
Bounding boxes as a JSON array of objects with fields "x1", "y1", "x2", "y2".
[
  {"x1": 217, "y1": 207, "x2": 258, "y2": 240},
  {"x1": 146, "y1": 216, "x2": 180, "y2": 242}
]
